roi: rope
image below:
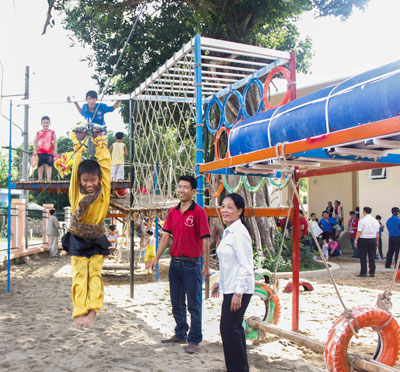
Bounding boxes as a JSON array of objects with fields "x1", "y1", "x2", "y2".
[
  {"x1": 274, "y1": 141, "x2": 359, "y2": 338},
  {"x1": 91, "y1": 0, "x2": 149, "y2": 121}
]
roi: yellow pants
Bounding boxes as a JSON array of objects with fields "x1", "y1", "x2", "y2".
[{"x1": 71, "y1": 255, "x2": 105, "y2": 318}]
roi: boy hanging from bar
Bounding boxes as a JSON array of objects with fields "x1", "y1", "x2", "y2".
[{"x1": 62, "y1": 123, "x2": 111, "y2": 329}]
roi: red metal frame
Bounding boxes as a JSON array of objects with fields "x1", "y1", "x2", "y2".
[
  {"x1": 292, "y1": 167, "x2": 300, "y2": 331},
  {"x1": 297, "y1": 161, "x2": 399, "y2": 178}
]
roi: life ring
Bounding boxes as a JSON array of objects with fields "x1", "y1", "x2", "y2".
[
  {"x1": 214, "y1": 126, "x2": 230, "y2": 160},
  {"x1": 324, "y1": 305, "x2": 400, "y2": 372},
  {"x1": 262, "y1": 66, "x2": 291, "y2": 110},
  {"x1": 206, "y1": 173, "x2": 224, "y2": 199}
]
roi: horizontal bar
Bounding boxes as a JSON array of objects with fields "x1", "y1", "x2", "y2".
[
  {"x1": 297, "y1": 162, "x2": 399, "y2": 178},
  {"x1": 201, "y1": 37, "x2": 291, "y2": 60},
  {"x1": 200, "y1": 116, "x2": 400, "y2": 173},
  {"x1": 201, "y1": 54, "x2": 268, "y2": 67},
  {"x1": 204, "y1": 207, "x2": 293, "y2": 217},
  {"x1": 133, "y1": 95, "x2": 195, "y2": 103},
  {"x1": 15, "y1": 94, "x2": 131, "y2": 106}
]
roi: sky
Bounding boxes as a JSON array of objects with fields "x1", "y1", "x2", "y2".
[{"x1": 1, "y1": 0, "x2": 400, "y2": 149}]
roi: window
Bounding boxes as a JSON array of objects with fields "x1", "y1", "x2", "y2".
[{"x1": 368, "y1": 168, "x2": 386, "y2": 180}]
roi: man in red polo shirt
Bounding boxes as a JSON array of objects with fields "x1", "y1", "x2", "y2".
[{"x1": 151, "y1": 175, "x2": 210, "y2": 354}]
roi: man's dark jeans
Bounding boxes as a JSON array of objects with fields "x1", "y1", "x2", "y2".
[{"x1": 169, "y1": 259, "x2": 202, "y2": 345}]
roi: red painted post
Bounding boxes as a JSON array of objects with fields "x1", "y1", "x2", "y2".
[
  {"x1": 292, "y1": 167, "x2": 300, "y2": 331},
  {"x1": 289, "y1": 51, "x2": 297, "y2": 101}
]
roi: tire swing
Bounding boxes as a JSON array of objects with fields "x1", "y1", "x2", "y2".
[
  {"x1": 244, "y1": 283, "x2": 281, "y2": 341},
  {"x1": 324, "y1": 305, "x2": 400, "y2": 372},
  {"x1": 262, "y1": 66, "x2": 291, "y2": 110}
]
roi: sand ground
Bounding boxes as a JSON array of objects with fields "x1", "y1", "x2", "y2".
[{"x1": 1, "y1": 253, "x2": 399, "y2": 372}]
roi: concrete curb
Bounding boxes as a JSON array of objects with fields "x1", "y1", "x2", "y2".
[{"x1": 273, "y1": 261, "x2": 341, "y2": 279}]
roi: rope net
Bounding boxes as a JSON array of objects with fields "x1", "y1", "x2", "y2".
[{"x1": 130, "y1": 51, "x2": 196, "y2": 218}]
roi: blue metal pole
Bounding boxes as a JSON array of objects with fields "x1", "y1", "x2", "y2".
[
  {"x1": 155, "y1": 217, "x2": 159, "y2": 281},
  {"x1": 194, "y1": 34, "x2": 204, "y2": 303},
  {"x1": 7, "y1": 100, "x2": 12, "y2": 293},
  {"x1": 194, "y1": 34, "x2": 203, "y2": 207},
  {"x1": 154, "y1": 162, "x2": 160, "y2": 195}
]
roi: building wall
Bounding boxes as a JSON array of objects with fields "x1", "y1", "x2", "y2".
[
  {"x1": 308, "y1": 171, "x2": 354, "y2": 224},
  {"x1": 357, "y1": 166, "x2": 400, "y2": 255}
]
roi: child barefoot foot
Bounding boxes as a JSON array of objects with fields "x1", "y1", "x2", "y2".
[
  {"x1": 72, "y1": 315, "x2": 86, "y2": 329},
  {"x1": 82, "y1": 310, "x2": 96, "y2": 328}
]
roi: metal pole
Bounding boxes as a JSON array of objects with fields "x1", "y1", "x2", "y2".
[
  {"x1": 23, "y1": 66, "x2": 29, "y2": 251},
  {"x1": 7, "y1": 100, "x2": 12, "y2": 293},
  {"x1": 292, "y1": 168, "x2": 300, "y2": 331},
  {"x1": 155, "y1": 217, "x2": 159, "y2": 281},
  {"x1": 194, "y1": 34, "x2": 207, "y2": 301},
  {"x1": 22, "y1": 66, "x2": 29, "y2": 180},
  {"x1": 129, "y1": 98, "x2": 135, "y2": 298}
]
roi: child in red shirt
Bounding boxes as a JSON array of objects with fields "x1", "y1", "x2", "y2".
[{"x1": 32, "y1": 116, "x2": 57, "y2": 181}]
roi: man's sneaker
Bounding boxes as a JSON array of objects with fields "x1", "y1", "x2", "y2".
[{"x1": 161, "y1": 335, "x2": 186, "y2": 344}]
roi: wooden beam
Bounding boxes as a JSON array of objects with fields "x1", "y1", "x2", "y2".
[
  {"x1": 204, "y1": 207, "x2": 293, "y2": 218},
  {"x1": 297, "y1": 162, "x2": 400, "y2": 178},
  {"x1": 199, "y1": 116, "x2": 400, "y2": 173}
]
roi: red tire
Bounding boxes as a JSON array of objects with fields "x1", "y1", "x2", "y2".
[
  {"x1": 262, "y1": 66, "x2": 291, "y2": 110},
  {"x1": 395, "y1": 269, "x2": 400, "y2": 282},
  {"x1": 324, "y1": 305, "x2": 400, "y2": 372}
]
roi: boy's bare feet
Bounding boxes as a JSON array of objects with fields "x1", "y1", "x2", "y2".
[
  {"x1": 82, "y1": 310, "x2": 96, "y2": 328},
  {"x1": 72, "y1": 315, "x2": 86, "y2": 329}
]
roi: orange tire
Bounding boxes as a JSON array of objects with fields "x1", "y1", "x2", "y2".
[
  {"x1": 214, "y1": 126, "x2": 230, "y2": 160},
  {"x1": 206, "y1": 173, "x2": 224, "y2": 199},
  {"x1": 395, "y1": 269, "x2": 400, "y2": 282},
  {"x1": 254, "y1": 283, "x2": 281, "y2": 325},
  {"x1": 262, "y1": 66, "x2": 291, "y2": 110},
  {"x1": 324, "y1": 305, "x2": 400, "y2": 372}
]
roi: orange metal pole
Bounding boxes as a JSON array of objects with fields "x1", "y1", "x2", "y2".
[
  {"x1": 199, "y1": 116, "x2": 400, "y2": 173},
  {"x1": 292, "y1": 168, "x2": 300, "y2": 331}
]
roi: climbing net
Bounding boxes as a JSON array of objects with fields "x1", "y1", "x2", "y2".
[{"x1": 130, "y1": 50, "x2": 196, "y2": 217}]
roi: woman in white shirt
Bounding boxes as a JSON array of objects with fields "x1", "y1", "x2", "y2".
[{"x1": 211, "y1": 193, "x2": 254, "y2": 372}]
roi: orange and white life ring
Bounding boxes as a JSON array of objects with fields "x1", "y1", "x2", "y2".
[{"x1": 324, "y1": 305, "x2": 400, "y2": 372}]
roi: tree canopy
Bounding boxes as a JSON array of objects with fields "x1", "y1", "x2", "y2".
[{"x1": 49, "y1": 0, "x2": 369, "y2": 104}]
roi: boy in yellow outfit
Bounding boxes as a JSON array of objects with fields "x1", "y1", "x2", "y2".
[{"x1": 62, "y1": 124, "x2": 111, "y2": 329}]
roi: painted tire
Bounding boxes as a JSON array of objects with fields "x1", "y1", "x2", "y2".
[
  {"x1": 254, "y1": 283, "x2": 281, "y2": 325},
  {"x1": 214, "y1": 126, "x2": 230, "y2": 160},
  {"x1": 244, "y1": 283, "x2": 280, "y2": 340},
  {"x1": 324, "y1": 305, "x2": 400, "y2": 372},
  {"x1": 242, "y1": 176, "x2": 266, "y2": 193},
  {"x1": 262, "y1": 66, "x2": 291, "y2": 110},
  {"x1": 222, "y1": 175, "x2": 243, "y2": 193},
  {"x1": 223, "y1": 90, "x2": 243, "y2": 128},
  {"x1": 205, "y1": 96, "x2": 224, "y2": 134},
  {"x1": 242, "y1": 78, "x2": 264, "y2": 118},
  {"x1": 206, "y1": 173, "x2": 224, "y2": 199}
]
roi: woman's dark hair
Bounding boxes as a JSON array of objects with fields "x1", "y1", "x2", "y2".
[
  {"x1": 223, "y1": 193, "x2": 245, "y2": 224},
  {"x1": 78, "y1": 159, "x2": 101, "y2": 178}
]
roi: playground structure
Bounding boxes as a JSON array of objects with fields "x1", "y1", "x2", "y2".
[{"x1": 5, "y1": 34, "x2": 400, "y2": 371}]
